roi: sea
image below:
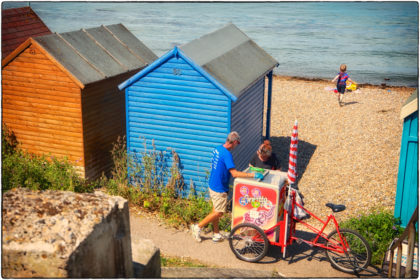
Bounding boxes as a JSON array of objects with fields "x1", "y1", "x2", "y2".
[{"x1": 3, "y1": 1, "x2": 419, "y2": 87}]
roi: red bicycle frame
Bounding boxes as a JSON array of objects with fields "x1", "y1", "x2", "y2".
[{"x1": 261, "y1": 188, "x2": 351, "y2": 255}]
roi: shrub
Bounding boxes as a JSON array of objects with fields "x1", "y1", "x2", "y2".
[
  {"x1": 2, "y1": 125, "x2": 95, "y2": 193},
  {"x1": 339, "y1": 209, "x2": 404, "y2": 265},
  {"x1": 2, "y1": 124, "x2": 18, "y2": 156},
  {"x1": 161, "y1": 194, "x2": 213, "y2": 228},
  {"x1": 103, "y1": 136, "x2": 232, "y2": 231},
  {"x1": 100, "y1": 135, "x2": 129, "y2": 196}
]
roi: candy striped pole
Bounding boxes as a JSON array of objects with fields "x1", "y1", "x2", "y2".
[
  {"x1": 283, "y1": 120, "x2": 298, "y2": 258},
  {"x1": 288, "y1": 120, "x2": 298, "y2": 185}
]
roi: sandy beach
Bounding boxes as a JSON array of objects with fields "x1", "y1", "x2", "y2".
[{"x1": 268, "y1": 75, "x2": 414, "y2": 228}]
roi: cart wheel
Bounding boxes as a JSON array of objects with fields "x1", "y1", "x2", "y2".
[
  {"x1": 229, "y1": 223, "x2": 269, "y2": 262},
  {"x1": 325, "y1": 229, "x2": 372, "y2": 274}
]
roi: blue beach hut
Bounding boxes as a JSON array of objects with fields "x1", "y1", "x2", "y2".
[
  {"x1": 394, "y1": 90, "x2": 418, "y2": 227},
  {"x1": 118, "y1": 23, "x2": 279, "y2": 195}
]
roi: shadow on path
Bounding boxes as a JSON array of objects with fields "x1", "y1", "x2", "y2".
[{"x1": 256, "y1": 229, "x2": 383, "y2": 278}]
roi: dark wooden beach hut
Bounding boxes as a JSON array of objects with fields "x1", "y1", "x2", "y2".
[
  {"x1": 119, "y1": 23, "x2": 279, "y2": 194},
  {"x1": 2, "y1": 6, "x2": 52, "y2": 59},
  {"x1": 2, "y1": 24, "x2": 157, "y2": 179},
  {"x1": 394, "y1": 90, "x2": 418, "y2": 227}
]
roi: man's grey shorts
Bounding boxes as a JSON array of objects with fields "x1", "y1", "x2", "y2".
[{"x1": 209, "y1": 189, "x2": 228, "y2": 213}]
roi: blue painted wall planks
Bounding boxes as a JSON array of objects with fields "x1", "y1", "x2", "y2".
[{"x1": 122, "y1": 48, "x2": 232, "y2": 195}]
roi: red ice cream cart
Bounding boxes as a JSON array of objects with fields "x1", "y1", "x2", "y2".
[
  {"x1": 232, "y1": 169, "x2": 289, "y2": 243},
  {"x1": 229, "y1": 169, "x2": 372, "y2": 275}
]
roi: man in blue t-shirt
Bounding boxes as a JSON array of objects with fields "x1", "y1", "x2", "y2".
[{"x1": 190, "y1": 131, "x2": 264, "y2": 243}]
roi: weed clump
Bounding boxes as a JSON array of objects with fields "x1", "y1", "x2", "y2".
[
  {"x1": 2, "y1": 125, "x2": 95, "y2": 193},
  {"x1": 101, "y1": 136, "x2": 219, "y2": 230},
  {"x1": 339, "y1": 209, "x2": 404, "y2": 265}
]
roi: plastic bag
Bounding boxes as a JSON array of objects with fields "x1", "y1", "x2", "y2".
[{"x1": 284, "y1": 188, "x2": 309, "y2": 220}]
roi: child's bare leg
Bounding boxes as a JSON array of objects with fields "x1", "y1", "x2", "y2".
[{"x1": 339, "y1": 93, "x2": 344, "y2": 106}]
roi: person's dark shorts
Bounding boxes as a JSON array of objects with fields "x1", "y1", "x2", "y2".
[{"x1": 337, "y1": 84, "x2": 346, "y2": 94}]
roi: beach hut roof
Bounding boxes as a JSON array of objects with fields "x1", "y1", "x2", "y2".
[
  {"x1": 118, "y1": 46, "x2": 237, "y2": 101},
  {"x1": 2, "y1": 6, "x2": 52, "y2": 59},
  {"x1": 2, "y1": 23, "x2": 157, "y2": 88},
  {"x1": 400, "y1": 89, "x2": 418, "y2": 119},
  {"x1": 180, "y1": 23, "x2": 279, "y2": 97}
]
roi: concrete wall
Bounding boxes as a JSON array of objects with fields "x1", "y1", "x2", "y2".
[{"x1": 2, "y1": 188, "x2": 133, "y2": 278}]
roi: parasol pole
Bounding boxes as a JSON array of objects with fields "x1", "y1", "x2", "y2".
[
  {"x1": 283, "y1": 119, "x2": 298, "y2": 258},
  {"x1": 283, "y1": 184, "x2": 291, "y2": 258}
]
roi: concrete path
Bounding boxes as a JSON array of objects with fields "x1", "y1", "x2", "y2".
[
  {"x1": 130, "y1": 209, "x2": 382, "y2": 278},
  {"x1": 161, "y1": 267, "x2": 280, "y2": 278}
]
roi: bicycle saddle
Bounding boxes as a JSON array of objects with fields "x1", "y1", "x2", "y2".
[{"x1": 325, "y1": 203, "x2": 346, "y2": 213}]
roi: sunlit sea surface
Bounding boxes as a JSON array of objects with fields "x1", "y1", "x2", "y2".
[{"x1": 3, "y1": 1, "x2": 418, "y2": 87}]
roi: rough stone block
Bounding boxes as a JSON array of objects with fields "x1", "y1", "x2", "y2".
[{"x1": 2, "y1": 188, "x2": 133, "y2": 278}]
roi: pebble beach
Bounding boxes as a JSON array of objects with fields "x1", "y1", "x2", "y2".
[{"x1": 268, "y1": 75, "x2": 414, "y2": 228}]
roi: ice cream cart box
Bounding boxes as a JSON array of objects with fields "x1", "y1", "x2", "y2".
[{"x1": 232, "y1": 169, "x2": 288, "y2": 242}]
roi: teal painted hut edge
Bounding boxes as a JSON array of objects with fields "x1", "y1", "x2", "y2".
[
  {"x1": 394, "y1": 90, "x2": 418, "y2": 228},
  {"x1": 119, "y1": 24, "x2": 278, "y2": 196}
]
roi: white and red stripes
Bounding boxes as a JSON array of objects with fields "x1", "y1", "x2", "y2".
[{"x1": 287, "y1": 120, "x2": 298, "y2": 185}]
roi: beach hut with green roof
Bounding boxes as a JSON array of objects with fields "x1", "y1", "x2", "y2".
[{"x1": 119, "y1": 23, "x2": 279, "y2": 195}]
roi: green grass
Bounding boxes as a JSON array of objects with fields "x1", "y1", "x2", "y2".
[{"x1": 161, "y1": 255, "x2": 209, "y2": 268}]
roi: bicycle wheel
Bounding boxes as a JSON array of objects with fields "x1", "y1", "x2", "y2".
[
  {"x1": 229, "y1": 223, "x2": 269, "y2": 262},
  {"x1": 325, "y1": 228, "x2": 372, "y2": 274}
]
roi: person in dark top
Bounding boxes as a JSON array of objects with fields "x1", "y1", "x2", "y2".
[{"x1": 249, "y1": 140, "x2": 280, "y2": 170}]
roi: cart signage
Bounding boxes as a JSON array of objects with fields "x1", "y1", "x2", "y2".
[{"x1": 232, "y1": 183, "x2": 280, "y2": 241}]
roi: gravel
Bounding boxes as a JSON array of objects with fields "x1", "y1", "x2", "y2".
[{"x1": 268, "y1": 76, "x2": 414, "y2": 228}]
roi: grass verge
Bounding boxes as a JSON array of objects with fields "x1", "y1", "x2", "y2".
[{"x1": 161, "y1": 254, "x2": 209, "y2": 268}]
